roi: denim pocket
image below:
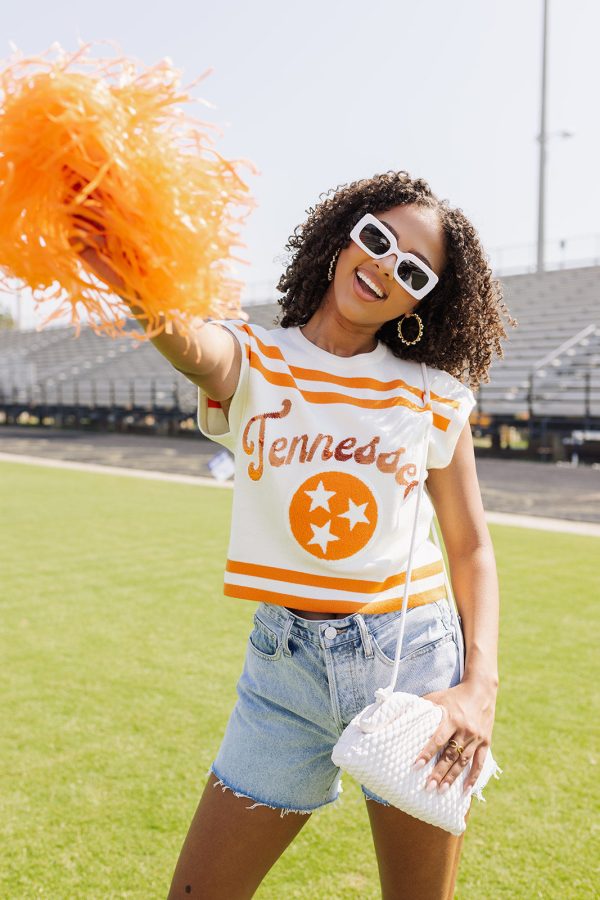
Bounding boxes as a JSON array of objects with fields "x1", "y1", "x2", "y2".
[
  {"x1": 370, "y1": 601, "x2": 451, "y2": 666},
  {"x1": 248, "y1": 612, "x2": 283, "y2": 660}
]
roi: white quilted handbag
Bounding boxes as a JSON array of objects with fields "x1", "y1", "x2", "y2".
[{"x1": 331, "y1": 362, "x2": 502, "y2": 835}]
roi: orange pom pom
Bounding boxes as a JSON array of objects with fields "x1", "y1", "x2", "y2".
[{"x1": 0, "y1": 42, "x2": 258, "y2": 340}]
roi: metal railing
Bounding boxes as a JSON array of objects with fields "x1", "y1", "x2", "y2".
[
  {"x1": 488, "y1": 234, "x2": 600, "y2": 277},
  {"x1": 0, "y1": 377, "x2": 197, "y2": 412},
  {"x1": 477, "y1": 369, "x2": 600, "y2": 419}
]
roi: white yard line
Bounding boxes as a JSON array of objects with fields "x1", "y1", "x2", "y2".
[
  {"x1": 484, "y1": 510, "x2": 600, "y2": 537},
  {"x1": 0, "y1": 451, "x2": 232, "y2": 490},
  {"x1": 1, "y1": 451, "x2": 599, "y2": 537}
]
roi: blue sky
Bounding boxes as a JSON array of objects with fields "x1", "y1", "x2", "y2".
[{"x1": 3, "y1": 0, "x2": 599, "y2": 327}]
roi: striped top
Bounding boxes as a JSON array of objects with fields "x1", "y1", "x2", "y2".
[{"x1": 197, "y1": 321, "x2": 476, "y2": 614}]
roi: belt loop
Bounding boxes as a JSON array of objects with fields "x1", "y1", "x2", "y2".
[
  {"x1": 281, "y1": 615, "x2": 294, "y2": 657},
  {"x1": 437, "y1": 598, "x2": 452, "y2": 631},
  {"x1": 356, "y1": 614, "x2": 374, "y2": 658}
]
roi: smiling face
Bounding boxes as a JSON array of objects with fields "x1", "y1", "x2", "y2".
[{"x1": 328, "y1": 203, "x2": 446, "y2": 329}]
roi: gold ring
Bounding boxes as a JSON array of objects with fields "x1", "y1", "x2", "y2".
[{"x1": 447, "y1": 739, "x2": 464, "y2": 755}]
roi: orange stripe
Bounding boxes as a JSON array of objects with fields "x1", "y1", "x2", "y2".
[
  {"x1": 226, "y1": 558, "x2": 444, "y2": 594},
  {"x1": 430, "y1": 389, "x2": 460, "y2": 409},
  {"x1": 236, "y1": 322, "x2": 460, "y2": 409},
  {"x1": 223, "y1": 582, "x2": 447, "y2": 614},
  {"x1": 247, "y1": 351, "x2": 451, "y2": 431},
  {"x1": 289, "y1": 364, "x2": 425, "y2": 400},
  {"x1": 291, "y1": 365, "x2": 460, "y2": 410},
  {"x1": 247, "y1": 347, "x2": 296, "y2": 388},
  {"x1": 236, "y1": 323, "x2": 287, "y2": 361}
]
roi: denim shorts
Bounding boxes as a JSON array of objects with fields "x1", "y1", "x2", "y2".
[{"x1": 209, "y1": 598, "x2": 462, "y2": 816}]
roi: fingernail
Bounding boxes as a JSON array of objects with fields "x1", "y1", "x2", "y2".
[
  {"x1": 413, "y1": 758, "x2": 426, "y2": 770},
  {"x1": 439, "y1": 782, "x2": 450, "y2": 794},
  {"x1": 425, "y1": 780, "x2": 437, "y2": 792}
]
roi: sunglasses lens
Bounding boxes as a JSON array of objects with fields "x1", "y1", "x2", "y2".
[
  {"x1": 398, "y1": 261, "x2": 430, "y2": 293},
  {"x1": 358, "y1": 223, "x2": 391, "y2": 256}
]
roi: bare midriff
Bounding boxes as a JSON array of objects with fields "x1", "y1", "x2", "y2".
[{"x1": 286, "y1": 607, "x2": 349, "y2": 621}]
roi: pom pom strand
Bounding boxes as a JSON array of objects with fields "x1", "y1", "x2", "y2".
[{"x1": 0, "y1": 42, "x2": 258, "y2": 340}]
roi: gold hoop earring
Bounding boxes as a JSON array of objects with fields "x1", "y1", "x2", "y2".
[
  {"x1": 397, "y1": 313, "x2": 424, "y2": 345},
  {"x1": 327, "y1": 248, "x2": 340, "y2": 282}
]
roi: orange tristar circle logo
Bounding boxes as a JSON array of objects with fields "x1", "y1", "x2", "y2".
[{"x1": 289, "y1": 471, "x2": 378, "y2": 561}]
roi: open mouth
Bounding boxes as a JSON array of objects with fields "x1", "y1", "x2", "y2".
[{"x1": 354, "y1": 269, "x2": 386, "y2": 301}]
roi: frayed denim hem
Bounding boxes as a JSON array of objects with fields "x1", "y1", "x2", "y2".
[
  {"x1": 361, "y1": 787, "x2": 392, "y2": 807},
  {"x1": 207, "y1": 765, "x2": 342, "y2": 818}
]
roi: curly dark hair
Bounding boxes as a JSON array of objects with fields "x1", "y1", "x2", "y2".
[{"x1": 276, "y1": 170, "x2": 517, "y2": 389}]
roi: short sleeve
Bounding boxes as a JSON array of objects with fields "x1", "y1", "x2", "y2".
[
  {"x1": 196, "y1": 319, "x2": 251, "y2": 453},
  {"x1": 426, "y1": 367, "x2": 476, "y2": 469}
]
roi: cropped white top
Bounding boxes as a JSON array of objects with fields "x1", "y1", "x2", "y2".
[{"x1": 197, "y1": 321, "x2": 476, "y2": 614}]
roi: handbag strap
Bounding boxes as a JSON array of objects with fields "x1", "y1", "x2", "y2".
[
  {"x1": 379, "y1": 361, "x2": 465, "y2": 698},
  {"x1": 429, "y1": 515, "x2": 466, "y2": 682}
]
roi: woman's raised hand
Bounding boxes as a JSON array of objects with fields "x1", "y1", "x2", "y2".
[{"x1": 69, "y1": 203, "x2": 127, "y2": 295}]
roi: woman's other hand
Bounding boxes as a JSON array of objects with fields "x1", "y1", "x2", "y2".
[{"x1": 412, "y1": 679, "x2": 498, "y2": 795}]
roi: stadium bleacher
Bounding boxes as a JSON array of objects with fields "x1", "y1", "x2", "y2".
[
  {"x1": 480, "y1": 266, "x2": 600, "y2": 419},
  {"x1": 1, "y1": 264, "x2": 598, "y2": 455},
  {"x1": 0, "y1": 318, "x2": 194, "y2": 412}
]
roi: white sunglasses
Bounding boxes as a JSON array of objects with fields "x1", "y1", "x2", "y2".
[{"x1": 349, "y1": 213, "x2": 439, "y2": 301}]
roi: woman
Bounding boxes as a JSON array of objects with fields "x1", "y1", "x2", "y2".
[{"x1": 81, "y1": 169, "x2": 510, "y2": 899}]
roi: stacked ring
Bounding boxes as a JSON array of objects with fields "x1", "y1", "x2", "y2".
[{"x1": 447, "y1": 739, "x2": 465, "y2": 755}]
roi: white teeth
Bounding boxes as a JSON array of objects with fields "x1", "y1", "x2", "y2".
[{"x1": 356, "y1": 269, "x2": 385, "y2": 298}]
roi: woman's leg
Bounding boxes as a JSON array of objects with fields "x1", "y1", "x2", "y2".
[
  {"x1": 365, "y1": 797, "x2": 470, "y2": 900},
  {"x1": 166, "y1": 773, "x2": 311, "y2": 899}
]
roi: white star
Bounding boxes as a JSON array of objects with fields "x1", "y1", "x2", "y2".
[
  {"x1": 305, "y1": 480, "x2": 336, "y2": 512},
  {"x1": 307, "y1": 520, "x2": 339, "y2": 555},
  {"x1": 338, "y1": 498, "x2": 370, "y2": 531}
]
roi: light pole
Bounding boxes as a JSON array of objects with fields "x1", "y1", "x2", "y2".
[
  {"x1": 536, "y1": 0, "x2": 574, "y2": 274},
  {"x1": 536, "y1": 0, "x2": 549, "y2": 274}
]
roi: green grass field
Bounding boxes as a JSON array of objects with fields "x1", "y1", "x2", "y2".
[{"x1": 2, "y1": 461, "x2": 599, "y2": 899}]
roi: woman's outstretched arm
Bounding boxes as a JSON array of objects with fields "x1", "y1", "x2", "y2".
[{"x1": 75, "y1": 230, "x2": 241, "y2": 402}]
